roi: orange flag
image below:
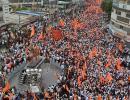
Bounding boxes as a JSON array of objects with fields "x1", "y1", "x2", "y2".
[
  {"x1": 44, "y1": 91, "x2": 50, "y2": 99},
  {"x1": 30, "y1": 25, "x2": 35, "y2": 37},
  {"x1": 106, "y1": 72, "x2": 113, "y2": 82},
  {"x1": 96, "y1": 94, "x2": 102, "y2": 100},
  {"x1": 52, "y1": 28, "x2": 62, "y2": 41},
  {"x1": 3, "y1": 80, "x2": 10, "y2": 92},
  {"x1": 71, "y1": 19, "x2": 81, "y2": 29},
  {"x1": 59, "y1": 19, "x2": 65, "y2": 26},
  {"x1": 92, "y1": 47, "x2": 97, "y2": 56},
  {"x1": 74, "y1": 93, "x2": 78, "y2": 100},
  {"x1": 105, "y1": 60, "x2": 111, "y2": 68},
  {"x1": 99, "y1": 75, "x2": 104, "y2": 84},
  {"x1": 47, "y1": 25, "x2": 53, "y2": 31},
  {"x1": 77, "y1": 76, "x2": 81, "y2": 87},
  {"x1": 96, "y1": 7, "x2": 102, "y2": 14},
  {"x1": 116, "y1": 58, "x2": 121, "y2": 70},
  {"x1": 82, "y1": 70, "x2": 86, "y2": 80},
  {"x1": 128, "y1": 75, "x2": 130, "y2": 81},
  {"x1": 97, "y1": 60, "x2": 101, "y2": 66},
  {"x1": 89, "y1": 51, "x2": 93, "y2": 59},
  {"x1": 38, "y1": 32, "x2": 44, "y2": 40}
]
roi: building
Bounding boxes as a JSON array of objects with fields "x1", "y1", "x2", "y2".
[
  {"x1": 0, "y1": 0, "x2": 3, "y2": 23},
  {"x1": 9, "y1": 0, "x2": 41, "y2": 8},
  {"x1": 0, "y1": 0, "x2": 10, "y2": 24},
  {"x1": 57, "y1": 0, "x2": 85, "y2": 12},
  {"x1": 110, "y1": 0, "x2": 130, "y2": 42}
]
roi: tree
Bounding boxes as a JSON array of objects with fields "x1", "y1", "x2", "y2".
[
  {"x1": 16, "y1": 7, "x2": 29, "y2": 11},
  {"x1": 101, "y1": 0, "x2": 112, "y2": 14},
  {"x1": 101, "y1": 0, "x2": 112, "y2": 20}
]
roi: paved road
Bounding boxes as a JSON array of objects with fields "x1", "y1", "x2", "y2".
[
  {"x1": 40, "y1": 63, "x2": 62, "y2": 89},
  {"x1": 8, "y1": 56, "x2": 62, "y2": 93},
  {"x1": 8, "y1": 57, "x2": 43, "y2": 92}
]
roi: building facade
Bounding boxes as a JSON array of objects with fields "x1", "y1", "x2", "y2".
[
  {"x1": 110, "y1": 0, "x2": 130, "y2": 42},
  {"x1": 0, "y1": 0, "x2": 3, "y2": 23},
  {"x1": 0, "y1": 0, "x2": 10, "y2": 24}
]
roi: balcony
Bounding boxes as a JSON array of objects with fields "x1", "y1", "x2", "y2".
[{"x1": 113, "y1": 3, "x2": 130, "y2": 12}]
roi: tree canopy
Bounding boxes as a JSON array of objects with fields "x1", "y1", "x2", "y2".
[{"x1": 101, "y1": 0, "x2": 113, "y2": 14}]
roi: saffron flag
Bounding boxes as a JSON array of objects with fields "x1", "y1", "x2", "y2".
[
  {"x1": 59, "y1": 19, "x2": 65, "y2": 26},
  {"x1": 52, "y1": 28, "x2": 62, "y2": 41},
  {"x1": 96, "y1": 0, "x2": 102, "y2": 4},
  {"x1": 3, "y1": 80, "x2": 10, "y2": 93},
  {"x1": 106, "y1": 72, "x2": 113, "y2": 82},
  {"x1": 74, "y1": 94, "x2": 78, "y2": 100},
  {"x1": 96, "y1": 8, "x2": 102, "y2": 14},
  {"x1": 89, "y1": 51, "x2": 93, "y2": 59},
  {"x1": 92, "y1": 47, "x2": 97, "y2": 56},
  {"x1": 96, "y1": 94, "x2": 102, "y2": 100},
  {"x1": 47, "y1": 25, "x2": 53, "y2": 31},
  {"x1": 77, "y1": 76, "x2": 81, "y2": 87},
  {"x1": 44, "y1": 91, "x2": 50, "y2": 99},
  {"x1": 82, "y1": 70, "x2": 86, "y2": 80},
  {"x1": 71, "y1": 19, "x2": 81, "y2": 29},
  {"x1": 30, "y1": 25, "x2": 35, "y2": 37},
  {"x1": 128, "y1": 75, "x2": 130, "y2": 81},
  {"x1": 105, "y1": 60, "x2": 111, "y2": 68},
  {"x1": 99, "y1": 75, "x2": 104, "y2": 84},
  {"x1": 38, "y1": 32, "x2": 44, "y2": 40},
  {"x1": 116, "y1": 58, "x2": 121, "y2": 70}
]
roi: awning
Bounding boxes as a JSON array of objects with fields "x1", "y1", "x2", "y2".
[{"x1": 114, "y1": 32, "x2": 125, "y2": 38}]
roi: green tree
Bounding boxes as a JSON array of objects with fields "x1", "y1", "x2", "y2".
[
  {"x1": 16, "y1": 7, "x2": 29, "y2": 11},
  {"x1": 101, "y1": 0, "x2": 112, "y2": 14}
]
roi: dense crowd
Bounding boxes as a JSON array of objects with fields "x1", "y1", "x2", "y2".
[{"x1": 0, "y1": 0, "x2": 130, "y2": 99}]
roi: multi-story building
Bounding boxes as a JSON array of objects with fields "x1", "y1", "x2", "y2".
[
  {"x1": 110, "y1": 0, "x2": 130, "y2": 42},
  {"x1": 9, "y1": 0, "x2": 41, "y2": 8},
  {"x1": 0, "y1": 0, "x2": 10, "y2": 24},
  {"x1": 0, "y1": 0, "x2": 3, "y2": 23},
  {"x1": 57, "y1": 0, "x2": 85, "y2": 13}
]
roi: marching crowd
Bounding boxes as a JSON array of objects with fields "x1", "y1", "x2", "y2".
[{"x1": 0, "y1": 0, "x2": 130, "y2": 99}]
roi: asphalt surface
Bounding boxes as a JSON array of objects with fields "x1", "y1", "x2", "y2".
[
  {"x1": 8, "y1": 57, "x2": 62, "y2": 93},
  {"x1": 40, "y1": 63, "x2": 62, "y2": 89}
]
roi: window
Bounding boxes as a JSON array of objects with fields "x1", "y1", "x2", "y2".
[
  {"x1": 120, "y1": 25, "x2": 123, "y2": 29},
  {"x1": 126, "y1": 13, "x2": 130, "y2": 18},
  {"x1": 116, "y1": 10, "x2": 121, "y2": 15},
  {"x1": 112, "y1": 21, "x2": 114, "y2": 25},
  {"x1": 127, "y1": 0, "x2": 130, "y2": 5},
  {"x1": 112, "y1": 8, "x2": 114, "y2": 12},
  {"x1": 128, "y1": 33, "x2": 130, "y2": 35},
  {"x1": 117, "y1": 16, "x2": 129, "y2": 23},
  {"x1": 123, "y1": 5, "x2": 127, "y2": 9},
  {"x1": 0, "y1": 7, "x2": 2, "y2": 11}
]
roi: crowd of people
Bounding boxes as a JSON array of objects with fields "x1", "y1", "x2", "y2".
[{"x1": 0, "y1": 0, "x2": 130, "y2": 99}]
